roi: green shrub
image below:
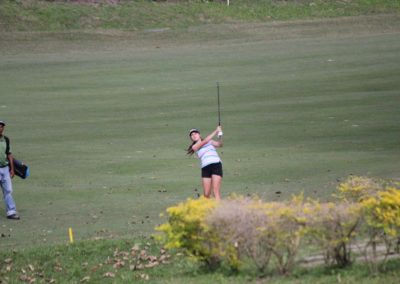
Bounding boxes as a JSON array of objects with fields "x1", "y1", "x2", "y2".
[
  {"x1": 205, "y1": 196, "x2": 272, "y2": 272},
  {"x1": 337, "y1": 176, "x2": 400, "y2": 272},
  {"x1": 155, "y1": 197, "x2": 220, "y2": 268},
  {"x1": 303, "y1": 200, "x2": 361, "y2": 267},
  {"x1": 336, "y1": 175, "x2": 384, "y2": 202},
  {"x1": 156, "y1": 178, "x2": 400, "y2": 275},
  {"x1": 360, "y1": 187, "x2": 400, "y2": 272}
]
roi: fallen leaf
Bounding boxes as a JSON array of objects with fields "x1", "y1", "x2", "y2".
[
  {"x1": 103, "y1": 272, "x2": 115, "y2": 278},
  {"x1": 80, "y1": 276, "x2": 91, "y2": 282},
  {"x1": 113, "y1": 260, "x2": 125, "y2": 269},
  {"x1": 136, "y1": 264, "x2": 144, "y2": 270},
  {"x1": 145, "y1": 261, "x2": 159, "y2": 268},
  {"x1": 147, "y1": 255, "x2": 158, "y2": 262}
]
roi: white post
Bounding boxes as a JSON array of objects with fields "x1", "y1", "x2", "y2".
[{"x1": 227, "y1": 0, "x2": 230, "y2": 6}]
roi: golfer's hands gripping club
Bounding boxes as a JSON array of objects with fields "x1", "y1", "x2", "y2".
[{"x1": 217, "y1": 126, "x2": 223, "y2": 138}]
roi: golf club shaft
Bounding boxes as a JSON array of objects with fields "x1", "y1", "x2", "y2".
[{"x1": 217, "y1": 82, "x2": 221, "y2": 126}]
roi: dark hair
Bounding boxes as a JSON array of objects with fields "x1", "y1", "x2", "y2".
[{"x1": 187, "y1": 141, "x2": 196, "y2": 155}]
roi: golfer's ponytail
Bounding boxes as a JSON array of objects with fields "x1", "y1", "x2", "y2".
[{"x1": 187, "y1": 141, "x2": 196, "y2": 155}]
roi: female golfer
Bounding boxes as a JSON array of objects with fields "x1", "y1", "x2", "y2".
[{"x1": 187, "y1": 126, "x2": 223, "y2": 200}]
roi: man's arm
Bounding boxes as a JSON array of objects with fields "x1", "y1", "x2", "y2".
[{"x1": 7, "y1": 153, "x2": 15, "y2": 178}]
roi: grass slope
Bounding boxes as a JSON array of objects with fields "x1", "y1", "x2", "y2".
[
  {"x1": 0, "y1": 14, "x2": 399, "y2": 250},
  {"x1": 0, "y1": 0, "x2": 399, "y2": 32},
  {"x1": 1, "y1": 238, "x2": 400, "y2": 283}
]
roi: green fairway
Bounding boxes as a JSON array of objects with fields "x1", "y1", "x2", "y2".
[{"x1": 1, "y1": 14, "x2": 400, "y2": 250}]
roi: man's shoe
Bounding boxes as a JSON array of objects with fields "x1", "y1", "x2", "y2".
[{"x1": 7, "y1": 214, "x2": 20, "y2": 220}]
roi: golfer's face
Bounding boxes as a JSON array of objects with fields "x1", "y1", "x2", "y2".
[
  {"x1": 190, "y1": 132, "x2": 200, "y2": 141},
  {"x1": 0, "y1": 125, "x2": 4, "y2": 135}
]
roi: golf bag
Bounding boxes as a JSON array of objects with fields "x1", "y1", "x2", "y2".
[
  {"x1": 13, "y1": 158, "x2": 29, "y2": 179},
  {"x1": 4, "y1": 136, "x2": 29, "y2": 179}
]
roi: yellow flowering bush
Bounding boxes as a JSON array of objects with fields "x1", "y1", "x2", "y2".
[
  {"x1": 360, "y1": 187, "x2": 400, "y2": 271},
  {"x1": 155, "y1": 178, "x2": 400, "y2": 275},
  {"x1": 336, "y1": 175, "x2": 383, "y2": 202},
  {"x1": 303, "y1": 200, "x2": 361, "y2": 267},
  {"x1": 155, "y1": 197, "x2": 219, "y2": 267},
  {"x1": 361, "y1": 188, "x2": 400, "y2": 236},
  {"x1": 336, "y1": 176, "x2": 400, "y2": 272},
  {"x1": 206, "y1": 196, "x2": 271, "y2": 272},
  {"x1": 259, "y1": 196, "x2": 307, "y2": 274},
  {"x1": 206, "y1": 194, "x2": 307, "y2": 274}
]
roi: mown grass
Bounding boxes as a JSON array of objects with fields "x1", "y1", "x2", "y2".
[
  {"x1": 0, "y1": 14, "x2": 399, "y2": 250},
  {"x1": 0, "y1": 0, "x2": 400, "y2": 282},
  {"x1": 1, "y1": 238, "x2": 400, "y2": 283},
  {"x1": 0, "y1": 0, "x2": 399, "y2": 32}
]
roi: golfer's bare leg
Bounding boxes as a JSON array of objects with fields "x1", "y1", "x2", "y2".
[
  {"x1": 211, "y1": 175, "x2": 222, "y2": 201},
  {"x1": 202, "y1": 178, "x2": 212, "y2": 198}
]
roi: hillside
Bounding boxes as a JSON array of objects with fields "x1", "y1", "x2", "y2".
[{"x1": 0, "y1": 0, "x2": 399, "y2": 32}]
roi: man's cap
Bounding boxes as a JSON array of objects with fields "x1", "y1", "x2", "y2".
[
  {"x1": 189, "y1": 128, "x2": 200, "y2": 136},
  {"x1": 0, "y1": 120, "x2": 5, "y2": 126}
]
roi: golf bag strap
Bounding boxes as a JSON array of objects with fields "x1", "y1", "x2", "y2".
[{"x1": 4, "y1": 136, "x2": 10, "y2": 155}]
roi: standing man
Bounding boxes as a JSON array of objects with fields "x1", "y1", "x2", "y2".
[{"x1": 0, "y1": 120, "x2": 20, "y2": 220}]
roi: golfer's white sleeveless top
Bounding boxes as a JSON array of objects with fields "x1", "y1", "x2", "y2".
[{"x1": 196, "y1": 141, "x2": 221, "y2": 168}]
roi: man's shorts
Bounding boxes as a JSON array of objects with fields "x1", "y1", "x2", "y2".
[{"x1": 201, "y1": 162, "x2": 223, "y2": 178}]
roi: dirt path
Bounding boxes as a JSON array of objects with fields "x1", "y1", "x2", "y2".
[{"x1": 300, "y1": 242, "x2": 400, "y2": 268}]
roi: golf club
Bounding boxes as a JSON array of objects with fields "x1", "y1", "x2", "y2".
[{"x1": 216, "y1": 82, "x2": 223, "y2": 137}]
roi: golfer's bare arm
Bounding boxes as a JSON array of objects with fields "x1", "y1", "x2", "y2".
[
  {"x1": 212, "y1": 136, "x2": 223, "y2": 148},
  {"x1": 192, "y1": 127, "x2": 221, "y2": 152}
]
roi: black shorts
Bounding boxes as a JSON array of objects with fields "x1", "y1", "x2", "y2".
[{"x1": 201, "y1": 162, "x2": 223, "y2": 178}]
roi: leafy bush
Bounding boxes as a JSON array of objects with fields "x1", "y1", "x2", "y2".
[
  {"x1": 359, "y1": 187, "x2": 400, "y2": 272},
  {"x1": 155, "y1": 197, "x2": 220, "y2": 268},
  {"x1": 303, "y1": 200, "x2": 361, "y2": 267},
  {"x1": 156, "y1": 177, "x2": 400, "y2": 275},
  {"x1": 361, "y1": 188, "x2": 400, "y2": 238},
  {"x1": 205, "y1": 196, "x2": 273, "y2": 273},
  {"x1": 336, "y1": 175, "x2": 384, "y2": 202},
  {"x1": 157, "y1": 195, "x2": 307, "y2": 274},
  {"x1": 254, "y1": 196, "x2": 306, "y2": 274},
  {"x1": 337, "y1": 176, "x2": 400, "y2": 272}
]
